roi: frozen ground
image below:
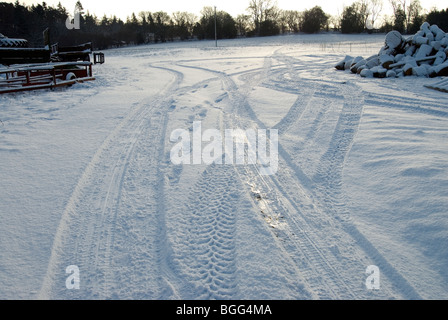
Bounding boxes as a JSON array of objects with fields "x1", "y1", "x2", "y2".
[{"x1": 1, "y1": 33, "x2": 447, "y2": 300}]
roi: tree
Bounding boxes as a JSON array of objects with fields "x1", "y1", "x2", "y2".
[
  {"x1": 367, "y1": 0, "x2": 383, "y2": 29},
  {"x1": 357, "y1": 0, "x2": 370, "y2": 30},
  {"x1": 259, "y1": 3, "x2": 280, "y2": 36},
  {"x1": 153, "y1": 11, "x2": 171, "y2": 42},
  {"x1": 341, "y1": 1, "x2": 367, "y2": 33},
  {"x1": 172, "y1": 11, "x2": 197, "y2": 40},
  {"x1": 75, "y1": 0, "x2": 83, "y2": 12},
  {"x1": 282, "y1": 10, "x2": 302, "y2": 33},
  {"x1": 426, "y1": 8, "x2": 448, "y2": 32},
  {"x1": 406, "y1": 0, "x2": 423, "y2": 33},
  {"x1": 236, "y1": 14, "x2": 251, "y2": 37},
  {"x1": 329, "y1": 14, "x2": 342, "y2": 31},
  {"x1": 389, "y1": 0, "x2": 424, "y2": 33},
  {"x1": 394, "y1": 6, "x2": 406, "y2": 33},
  {"x1": 194, "y1": 7, "x2": 237, "y2": 40},
  {"x1": 247, "y1": 0, "x2": 279, "y2": 36},
  {"x1": 300, "y1": 6, "x2": 329, "y2": 33}
]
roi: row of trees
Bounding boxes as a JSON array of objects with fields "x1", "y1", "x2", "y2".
[
  {"x1": 339, "y1": 0, "x2": 448, "y2": 34},
  {"x1": 1, "y1": 0, "x2": 447, "y2": 49},
  {"x1": 0, "y1": 0, "x2": 329, "y2": 48}
]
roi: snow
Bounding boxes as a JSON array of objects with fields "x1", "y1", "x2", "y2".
[{"x1": 1, "y1": 33, "x2": 448, "y2": 300}]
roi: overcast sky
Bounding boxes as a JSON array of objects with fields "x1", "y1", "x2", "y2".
[{"x1": 9, "y1": 0, "x2": 448, "y2": 21}]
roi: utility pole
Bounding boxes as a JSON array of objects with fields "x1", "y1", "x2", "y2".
[{"x1": 214, "y1": 6, "x2": 217, "y2": 47}]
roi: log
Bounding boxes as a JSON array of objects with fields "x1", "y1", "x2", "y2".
[
  {"x1": 379, "y1": 54, "x2": 394, "y2": 69},
  {"x1": 425, "y1": 31, "x2": 435, "y2": 42},
  {"x1": 350, "y1": 56, "x2": 364, "y2": 67},
  {"x1": 413, "y1": 35, "x2": 428, "y2": 45},
  {"x1": 431, "y1": 41, "x2": 442, "y2": 51},
  {"x1": 385, "y1": 31, "x2": 403, "y2": 49},
  {"x1": 371, "y1": 66, "x2": 387, "y2": 78},
  {"x1": 405, "y1": 45, "x2": 416, "y2": 56},
  {"x1": 350, "y1": 59, "x2": 366, "y2": 73},
  {"x1": 360, "y1": 69, "x2": 374, "y2": 78},
  {"x1": 434, "y1": 51, "x2": 447, "y2": 65},
  {"x1": 335, "y1": 55, "x2": 353, "y2": 70},
  {"x1": 389, "y1": 55, "x2": 437, "y2": 69},
  {"x1": 386, "y1": 70, "x2": 396, "y2": 78},
  {"x1": 434, "y1": 62, "x2": 448, "y2": 76},
  {"x1": 415, "y1": 44, "x2": 433, "y2": 59},
  {"x1": 412, "y1": 65, "x2": 430, "y2": 77},
  {"x1": 366, "y1": 56, "x2": 380, "y2": 69},
  {"x1": 403, "y1": 63, "x2": 414, "y2": 76},
  {"x1": 421, "y1": 22, "x2": 430, "y2": 33},
  {"x1": 441, "y1": 37, "x2": 448, "y2": 47}
]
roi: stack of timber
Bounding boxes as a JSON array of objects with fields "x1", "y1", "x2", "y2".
[{"x1": 335, "y1": 22, "x2": 448, "y2": 79}]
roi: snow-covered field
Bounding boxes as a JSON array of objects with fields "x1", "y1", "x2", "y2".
[{"x1": 1, "y1": 33, "x2": 447, "y2": 300}]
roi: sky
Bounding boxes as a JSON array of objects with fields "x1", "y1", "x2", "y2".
[{"x1": 8, "y1": 0, "x2": 448, "y2": 21}]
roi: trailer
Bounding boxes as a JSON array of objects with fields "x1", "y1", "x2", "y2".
[
  {"x1": 51, "y1": 42, "x2": 92, "y2": 62},
  {"x1": 1, "y1": 29, "x2": 95, "y2": 65},
  {"x1": 0, "y1": 33, "x2": 29, "y2": 48},
  {"x1": 0, "y1": 61, "x2": 95, "y2": 94},
  {"x1": 0, "y1": 47, "x2": 51, "y2": 66}
]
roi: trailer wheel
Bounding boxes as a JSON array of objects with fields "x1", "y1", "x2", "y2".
[{"x1": 66, "y1": 72, "x2": 77, "y2": 81}]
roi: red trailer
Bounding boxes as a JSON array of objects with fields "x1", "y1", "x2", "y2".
[{"x1": 0, "y1": 61, "x2": 95, "y2": 94}]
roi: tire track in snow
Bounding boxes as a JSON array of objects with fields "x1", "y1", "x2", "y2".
[
  {"x1": 107, "y1": 102, "x2": 182, "y2": 299},
  {"x1": 223, "y1": 106, "x2": 359, "y2": 298},
  {"x1": 365, "y1": 93, "x2": 448, "y2": 119},
  {"x1": 38, "y1": 100, "x2": 153, "y2": 299},
  {"x1": 312, "y1": 82, "x2": 423, "y2": 300},
  {"x1": 210, "y1": 49, "x2": 415, "y2": 299},
  {"x1": 177, "y1": 52, "x2": 355, "y2": 298},
  {"x1": 177, "y1": 163, "x2": 239, "y2": 300},
  {"x1": 201, "y1": 54, "x2": 359, "y2": 298},
  {"x1": 171, "y1": 55, "x2": 314, "y2": 299},
  {"x1": 38, "y1": 65, "x2": 182, "y2": 299},
  {"x1": 268, "y1": 49, "x2": 331, "y2": 136}
]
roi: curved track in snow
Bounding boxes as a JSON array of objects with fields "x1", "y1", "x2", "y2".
[
  {"x1": 173, "y1": 46, "x2": 425, "y2": 299},
  {"x1": 17, "y1": 39, "x2": 445, "y2": 300}
]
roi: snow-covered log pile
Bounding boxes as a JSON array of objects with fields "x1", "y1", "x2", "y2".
[{"x1": 335, "y1": 22, "x2": 448, "y2": 78}]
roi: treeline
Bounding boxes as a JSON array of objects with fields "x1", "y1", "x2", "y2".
[
  {"x1": 339, "y1": 0, "x2": 448, "y2": 34},
  {"x1": 0, "y1": 0, "x2": 329, "y2": 49},
  {"x1": 1, "y1": 0, "x2": 447, "y2": 50}
]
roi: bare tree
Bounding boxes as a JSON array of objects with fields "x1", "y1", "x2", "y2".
[
  {"x1": 389, "y1": 0, "x2": 423, "y2": 33},
  {"x1": 329, "y1": 14, "x2": 342, "y2": 31},
  {"x1": 389, "y1": 0, "x2": 405, "y2": 16},
  {"x1": 172, "y1": 11, "x2": 197, "y2": 37},
  {"x1": 236, "y1": 14, "x2": 251, "y2": 36},
  {"x1": 406, "y1": 0, "x2": 422, "y2": 32},
  {"x1": 281, "y1": 10, "x2": 302, "y2": 33},
  {"x1": 358, "y1": 0, "x2": 370, "y2": 29},
  {"x1": 247, "y1": 0, "x2": 278, "y2": 35},
  {"x1": 368, "y1": 0, "x2": 383, "y2": 29}
]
